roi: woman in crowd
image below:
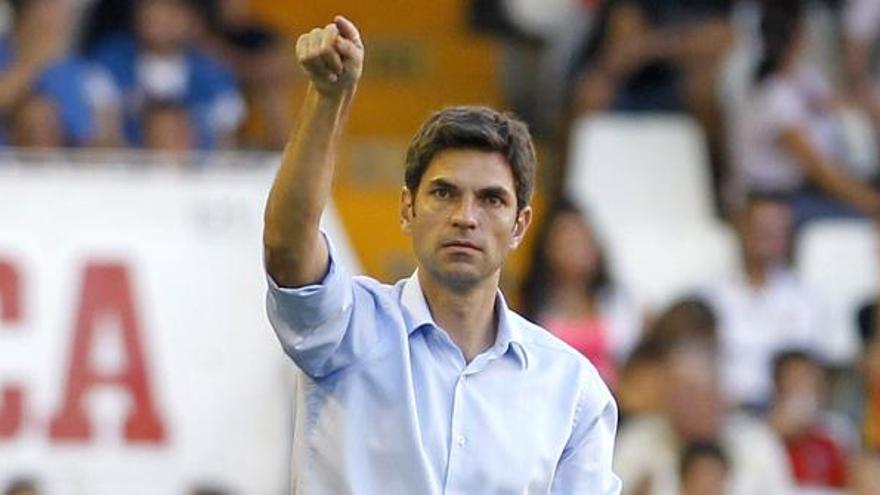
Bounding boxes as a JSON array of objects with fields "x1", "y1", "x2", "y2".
[{"x1": 521, "y1": 198, "x2": 643, "y2": 386}]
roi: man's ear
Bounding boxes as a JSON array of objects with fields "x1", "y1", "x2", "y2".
[
  {"x1": 509, "y1": 205, "x2": 533, "y2": 250},
  {"x1": 400, "y1": 186, "x2": 414, "y2": 234}
]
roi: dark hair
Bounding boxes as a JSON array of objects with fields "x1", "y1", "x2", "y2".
[
  {"x1": 755, "y1": 0, "x2": 805, "y2": 82},
  {"x1": 772, "y1": 349, "x2": 823, "y2": 387},
  {"x1": 649, "y1": 297, "x2": 718, "y2": 352},
  {"x1": 404, "y1": 106, "x2": 536, "y2": 211},
  {"x1": 189, "y1": 485, "x2": 232, "y2": 495},
  {"x1": 520, "y1": 197, "x2": 611, "y2": 320},
  {"x1": 680, "y1": 441, "x2": 729, "y2": 479},
  {"x1": 4, "y1": 478, "x2": 37, "y2": 495},
  {"x1": 622, "y1": 335, "x2": 668, "y2": 372},
  {"x1": 857, "y1": 301, "x2": 877, "y2": 346}
]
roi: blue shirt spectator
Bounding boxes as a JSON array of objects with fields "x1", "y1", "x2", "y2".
[
  {"x1": 90, "y1": 32, "x2": 243, "y2": 149},
  {"x1": 266, "y1": 234, "x2": 622, "y2": 494},
  {"x1": 0, "y1": 37, "x2": 97, "y2": 145}
]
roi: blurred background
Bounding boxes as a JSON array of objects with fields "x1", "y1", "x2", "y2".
[{"x1": 0, "y1": 0, "x2": 879, "y2": 494}]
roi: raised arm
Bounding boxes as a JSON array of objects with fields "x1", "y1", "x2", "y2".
[
  {"x1": 0, "y1": 6, "x2": 69, "y2": 113},
  {"x1": 778, "y1": 127, "x2": 880, "y2": 216},
  {"x1": 263, "y1": 16, "x2": 364, "y2": 287}
]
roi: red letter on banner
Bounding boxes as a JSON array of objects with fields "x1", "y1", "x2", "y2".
[
  {"x1": 48, "y1": 263, "x2": 166, "y2": 443},
  {"x1": 0, "y1": 260, "x2": 24, "y2": 439}
]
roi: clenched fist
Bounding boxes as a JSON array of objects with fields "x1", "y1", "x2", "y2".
[{"x1": 296, "y1": 16, "x2": 364, "y2": 98}]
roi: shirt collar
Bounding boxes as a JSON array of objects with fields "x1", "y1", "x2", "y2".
[{"x1": 400, "y1": 270, "x2": 529, "y2": 370}]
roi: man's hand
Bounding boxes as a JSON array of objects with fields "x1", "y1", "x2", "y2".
[{"x1": 296, "y1": 16, "x2": 364, "y2": 98}]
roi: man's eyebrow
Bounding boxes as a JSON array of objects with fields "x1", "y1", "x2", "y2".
[
  {"x1": 477, "y1": 186, "x2": 513, "y2": 198},
  {"x1": 425, "y1": 178, "x2": 459, "y2": 189}
]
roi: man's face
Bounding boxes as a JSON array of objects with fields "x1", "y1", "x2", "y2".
[
  {"x1": 400, "y1": 149, "x2": 531, "y2": 291},
  {"x1": 741, "y1": 200, "x2": 793, "y2": 267},
  {"x1": 136, "y1": 0, "x2": 194, "y2": 54}
]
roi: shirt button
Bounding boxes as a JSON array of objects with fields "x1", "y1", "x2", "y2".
[{"x1": 456, "y1": 435, "x2": 466, "y2": 447}]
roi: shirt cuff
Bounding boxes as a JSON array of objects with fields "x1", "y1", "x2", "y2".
[{"x1": 265, "y1": 231, "x2": 352, "y2": 330}]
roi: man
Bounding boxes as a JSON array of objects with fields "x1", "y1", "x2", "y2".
[
  {"x1": 262, "y1": 15, "x2": 621, "y2": 494},
  {"x1": 89, "y1": 0, "x2": 243, "y2": 149},
  {"x1": 698, "y1": 193, "x2": 827, "y2": 409}
]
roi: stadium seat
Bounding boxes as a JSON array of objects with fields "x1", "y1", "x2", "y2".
[
  {"x1": 566, "y1": 113, "x2": 717, "y2": 236},
  {"x1": 796, "y1": 220, "x2": 879, "y2": 364},
  {"x1": 600, "y1": 223, "x2": 740, "y2": 308},
  {"x1": 566, "y1": 113, "x2": 737, "y2": 306}
]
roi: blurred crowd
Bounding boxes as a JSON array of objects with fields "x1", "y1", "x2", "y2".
[
  {"x1": 0, "y1": 0, "x2": 294, "y2": 153},
  {"x1": 480, "y1": 0, "x2": 880, "y2": 493},
  {"x1": 475, "y1": 0, "x2": 880, "y2": 225},
  {"x1": 521, "y1": 193, "x2": 879, "y2": 494}
]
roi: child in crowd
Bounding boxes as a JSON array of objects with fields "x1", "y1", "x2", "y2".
[
  {"x1": 769, "y1": 350, "x2": 852, "y2": 492},
  {"x1": 680, "y1": 442, "x2": 730, "y2": 495}
]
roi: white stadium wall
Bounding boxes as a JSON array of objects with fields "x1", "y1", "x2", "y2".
[{"x1": 0, "y1": 154, "x2": 360, "y2": 495}]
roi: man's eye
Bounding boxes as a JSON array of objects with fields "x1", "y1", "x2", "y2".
[
  {"x1": 485, "y1": 196, "x2": 503, "y2": 207},
  {"x1": 433, "y1": 189, "x2": 450, "y2": 199}
]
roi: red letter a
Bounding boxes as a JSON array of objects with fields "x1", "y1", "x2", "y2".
[{"x1": 49, "y1": 263, "x2": 166, "y2": 443}]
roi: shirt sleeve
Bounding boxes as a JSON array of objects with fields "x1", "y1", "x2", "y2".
[
  {"x1": 551, "y1": 372, "x2": 623, "y2": 494},
  {"x1": 265, "y1": 232, "x2": 382, "y2": 378},
  {"x1": 763, "y1": 81, "x2": 809, "y2": 135}
]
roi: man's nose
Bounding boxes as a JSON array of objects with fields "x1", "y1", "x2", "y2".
[{"x1": 450, "y1": 196, "x2": 478, "y2": 229}]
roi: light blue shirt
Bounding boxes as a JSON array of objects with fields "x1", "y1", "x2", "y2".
[{"x1": 267, "y1": 236, "x2": 622, "y2": 494}]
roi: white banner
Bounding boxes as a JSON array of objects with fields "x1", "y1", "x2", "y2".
[{"x1": 0, "y1": 156, "x2": 359, "y2": 495}]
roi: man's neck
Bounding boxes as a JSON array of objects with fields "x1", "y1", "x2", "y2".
[
  {"x1": 743, "y1": 258, "x2": 770, "y2": 289},
  {"x1": 418, "y1": 270, "x2": 499, "y2": 364}
]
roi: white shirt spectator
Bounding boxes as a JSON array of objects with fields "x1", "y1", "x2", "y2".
[
  {"x1": 614, "y1": 414, "x2": 795, "y2": 495},
  {"x1": 699, "y1": 268, "x2": 827, "y2": 407},
  {"x1": 844, "y1": 0, "x2": 880, "y2": 43},
  {"x1": 733, "y1": 66, "x2": 848, "y2": 197}
]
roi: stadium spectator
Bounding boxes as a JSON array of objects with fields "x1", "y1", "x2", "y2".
[
  {"x1": 699, "y1": 193, "x2": 827, "y2": 409},
  {"x1": 616, "y1": 337, "x2": 667, "y2": 423},
  {"x1": 617, "y1": 297, "x2": 716, "y2": 423},
  {"x1": 648, "y1": 297, "x2": 718, "y2": 352},
  {"x1": 89, "y1": 0, "x2": 244, "y2": 150},
  {"x1": 521, "y1": 197, "x2": 645, "y2": 385},
  {"x1": 613, "y1": 344, "x2": 794, "y2": 495},
  {"x1": 856, "y1": 300, "x2": 880, "y2": 452},
  {"x1": 191, "y1": 0, "x2": 295, "y2": 149},
  {"x1": 768, "y1": 350, "x2": 852, "y2": 492},
  {"x1": 9, "y1": 95, "x2": 63, "y2": 148},
  {"x1": 569, "y1": 0, "x2": 734, "y2": 114},
  {"x1": 142, "y1": 99, "x2": 196, "y2": 153},
  {"x1": 842, "y1": 0, "x2": 880, "y2": 127},
  {"x1": 730, "y1": 0, "x2": 880, "y2": 225},
  {"x1": 679, "y1": 441, "x2": 730, "y2": 495},
  {"x1": 2, "y1": 478, "x2": 38, "y2": 495},
  {"x1": 568, "y1": 0, "x2": 735, "y2": 207},
  {"x1": 0, "y1": 0, "x2": 121, "y2": 147}
]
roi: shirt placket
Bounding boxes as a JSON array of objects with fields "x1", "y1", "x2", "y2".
[
  {"x1": 442, "y1": 351, "x2": 499, "y2": 495},
  {"x1": 443, "y1": 370, "x2": 471, "y2": 495}
]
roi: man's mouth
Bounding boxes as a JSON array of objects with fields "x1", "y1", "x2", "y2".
[{"x1": 442, "y1": 240, "x2": 482, "y2": 251}]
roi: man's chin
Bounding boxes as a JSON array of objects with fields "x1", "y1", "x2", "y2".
[{"x1": 431, "y1": 266, "x2": 485, "y2": 292}]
